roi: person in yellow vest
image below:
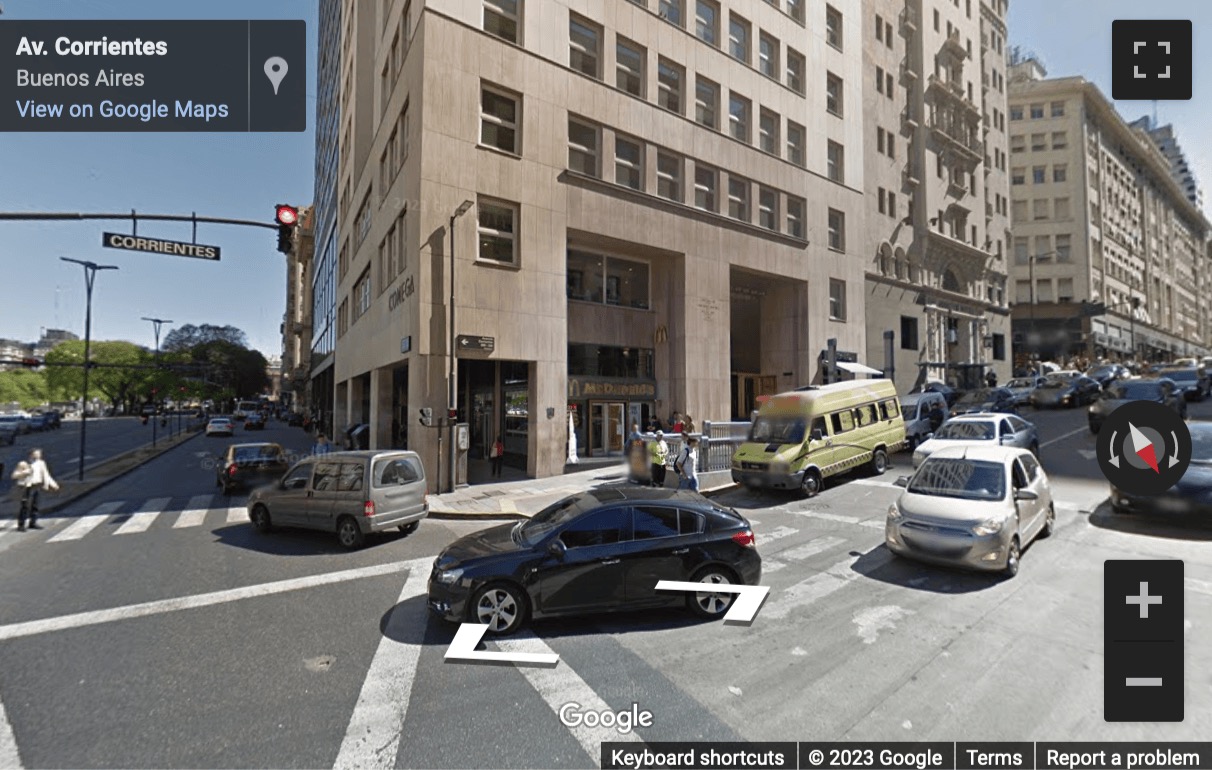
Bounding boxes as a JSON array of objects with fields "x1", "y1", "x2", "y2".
[{"x1": 647, "y1": 430, "x2": 668, "y2": 488}]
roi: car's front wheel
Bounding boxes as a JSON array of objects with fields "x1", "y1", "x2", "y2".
[
  {"x1": 1040, "y1": 503, "x2": 1055, "y2": 538},
  {"x1": 336, "y1": 516, "x2": 366, "y2": 550},
  {"x1": 1004, "y1": 536, "x2": 1021, "y2": 578},
  {"x1": 472, "y1": 582, "x2": 528, "y2": 635},
  {"x1": 688, "y1": 567, "x2": 738, "y2": 619},
  {"x1": 800, "y1": 468, "x2": 822, "y2": 498}
]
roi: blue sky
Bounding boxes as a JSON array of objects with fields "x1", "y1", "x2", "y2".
[{"x1": 0, "y1": 0, "x2": 316, "y2": 357}]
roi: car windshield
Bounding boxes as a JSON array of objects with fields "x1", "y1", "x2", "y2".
[
  {"x1": 1039, "y1": 377, "x2": 1069, "y2": 389},
  {"x1": 750, "y1": 416, "x2": 807, "y2": 444},
  {"x1": 1105, "y1": 382, "x2": 1160, "y2": 400},
  {"x1": 1006, "y1": 378, "x2": 1035, "y2": 389},
  {"x1": 909, "y1": 458, "x2": 1006, "y2": 501},
  {"x1": 1191, "y1": 427, "x2": 1212, "y2": 464},
  {"x1": 233, "y1": 445, "x2": 283, "y2": 462},
  {"x1": 1159, "y1": 369, "x2": 1196, "y2": 382},
  {"x1": 934, "y1": 421, "x2": 995, "y2": 440},
  {"x1": 518, "y1": 494, "x2": 596, "y2": 545},
  {"x1": 957, "y1": 389, "x2": 994, "y2": 405}
]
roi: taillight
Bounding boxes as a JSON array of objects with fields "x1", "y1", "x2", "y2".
[
  {"x1": 363, "y1": 500, "x2": 376, "y2": 517},
  {"x1": 227, "y1": 464, "x2": 237, "y2": 477},
  {"x1": 731, "y1": 530, "x2": 755, "y2": 548}
]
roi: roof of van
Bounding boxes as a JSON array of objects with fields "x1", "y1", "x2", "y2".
[
  {"x1": 762, "y1": 379, "x2": 898, "y2": 413},
  {"x1": 308, "y1": 450, "x2": 421, "y2": 461}
]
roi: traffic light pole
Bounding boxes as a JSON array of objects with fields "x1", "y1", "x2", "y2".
[
  {"x1": 141, "y1": 317, "x2": 172, "y2": 447},
  {"x1": 62, "y1": 258, "x2": 119, "y2": 481}
]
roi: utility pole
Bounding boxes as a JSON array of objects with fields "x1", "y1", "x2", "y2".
[
  {"x1": 62, "y1": 258, "x2": 119, "y2": 481},
  {"x1": 448, "y1": 199, "x2": 474, "y2": 493},
  {"x1": 141, "y1": 317, "x2": 173, "y2": 447}
]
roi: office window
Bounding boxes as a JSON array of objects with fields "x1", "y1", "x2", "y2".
[
  {"x1": 992, "y1": 333, "x2": 1005, "y2": 360},
  {"x1": 759, "y1": 109, "x2": 779, "y2": 154},
  {"x1": 657, "y1": 151, "x2": 682, "y2": 201},
  {"x1": 1015, "y1": 280, "x2": 1030, "y2": 303},
  {"x1": 657, "y1": 58, "x2": 684, "y2": 113},
  {"x1": 569, "y1": 16, "x2": 601, "y2": 78},
  {"x1": 876, "y1": 126, "x2": 885, "y2": 154},
  {"x1": 1030, "y1": 103, "x2": 1044, "y2": 119},
  {"x1": 1013, "y1": 237, "x2": 1029, "y2": 263},
  {"x1": 1054, "y1": 163, "x2": 1066, "y2": 182},
  {"x1": 1050, "y1": 100, "x2": 1065, "y2": 117},
  {"x1": 695, "y1": 76, "x2": 719, "y2": 128},
  {"x1": 876, "y1": 66, "x2": 885, "y2": 95},
  {"x1": 616, "y1": 38, "x2": 645, "y2": 96},
  {"x1": 825, "y1": 5, "x2": 842, "y2": 50},
  {"x1": 1012, "y1": 199, "x2": 1027, "y2": 222},
  {"x1": 728, "y1": 92, "x2": 750, "y2": 142},
  {"x1": 827, "y1": 208, "x2": 845, "y2": 251},
  {"x1": 1010, "y1": 105, "x2": 1023, "y2": 120},
  {"x1": 1034, "y1": 234, "x2": 1051, "y2": 256},
  {"x1": 568, "y1": 118, "x2": 599, "y2": 175},
  {"x1": 787, "y1": 0, "x2": 804, "y2": 23},
  {"x1": 886, "y1": 70, "x2": 894, "y2": 96},
  {"x1": 1030, "y1": 133, "x2": 1045, "y2": 151},
  {"x1": 900, "y1": 316, "x2": 918, "y2": 349},
  {"x1": 694, "y1": 164, "x2": 717, "y2": 211},
  {"x1": 875, "y1": 13, "x2": 883, "y2": 42},
  {"x1": 477, "y1": 199, "x2": 518, "y2": 264},
  {"x1": 1010, "y1": 134, "x2": 1024, "y2": 153},
  {"x1": 605, "y1": 256, "x2": 650, "y2": 308},
  {"x1": 758, "y1": 187, "x2": 777, "y2": 230},
  {"x1": 759, "y1": 33, "x2": 778, "y2": 78},
  {"x1": 1055, "y1": 197, "x2": 1071, "y2": 219},
  {"x1": 878, "y1": 187, "x2": 886, "y2": 214},
  {"x1": 787, "y1": 121, "x2": 805, "y2": 166},
  {"x1": 728, "y1": 177, "x2": 749, "y2": 220},
  {"x1": 483, "y1": 0, "x2": 520, "y2": 44},
  {"x1": 1032, "y1": 166, "x2": 1045, "y2": 184},
  {"x1": 786, "y1": 48, "x2": 805, "y2": 94},
  {"x1": 1011, "y1": 167, "x2": 1025, "y2": 185},
  {"x1": 728, "y1": 15, "x2": 749, "y2": 63},
  {"x1": 888, "y1": 192, "x2": 896, "y2": 218},
  {"x1": 659, "y1": 0, "x2": 683, "y2": 25},
  {"x1": 885, "y1": 131, "x2": 895, "y2": 159},
  {"x1": 1056, "y1": 234, "x2": 1072, "y2": 261},
  {"x1": 826, "y1": 72, "x2": 843, "y2": 116},
  {"x1": 480, "y1": 85, "x2": 520, "y2": 154},
  {"x1": 615, "y1": 135, "x2": 643, "y2": 190},
  {"x1": 786, "y1": 196, "x2": 805, "y2": 238},
  {"x1": 1033, "y1": 199, "x2": 1048, "y2": 220},
  {"x1": 1052, "y1": 131, "x2": 1067, "y2": 149},
  {"x1": 354, "y1": 268, "x2": 372, "y2": 320},
  {"x1": 1057, "y1": 277, "x2": 1074, "y2": 302},
  {"x1": 356, "y1": 194, "x2": 372, "y2": 248},
  {"x1": 695, "y1": 0, "x2": 719, "y2": 45},
  {"x1": 829, "y1": 279, "x2": 846, "y2": 320},
  {"x1": 827, "y1": 140, "x2": 844, "y2": 183}
]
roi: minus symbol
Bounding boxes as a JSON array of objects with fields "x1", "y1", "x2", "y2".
[{"x1": 1125, "y1": 677, "x2": 1164, "y2": 687}]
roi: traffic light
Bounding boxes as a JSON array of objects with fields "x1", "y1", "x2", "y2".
[
  {"x1": 447, "y1": 408, "x2": 458, "y2": 420},
  {"x1": 418, "y1": 407, "x2": 433, "y2": 426},
  {"x1": 275, "y1": 204, "x2": 298, "y2": 254}
]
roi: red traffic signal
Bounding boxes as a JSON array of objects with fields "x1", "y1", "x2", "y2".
[
  {"x1": 275, "y1": 204, "x2": 298, "y2": 226},
  {"x1": 447, "y1": 409, "x2": 458, "y2": 420}
]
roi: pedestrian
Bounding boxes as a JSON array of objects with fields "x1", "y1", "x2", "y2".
[
  {"x1": 670, "y1": 411, "x2": 684, "y2": 433},
  {"x1": 647, "y1": 430, "x2": 669, "y2": 488},
  {"x1": 312, "y1": 433, "x2": 332, "y2": 455},
  {"x1": 985, "y1": 370, "x2": 997, "y2": 388},
  {"x1": 13, "y1": 449, "x2": 58, "y2": 531},
  {"x1": 490, "y1": 435, "x2": 505, "y2": 477},
  {"x1": 675, "y1": 436, "x2": 700, "y2": 492},
  {"x1": 627, "y1": 422, "x2": 642, "y2": 446},
  {"x1": 682, "y1": 415, "x2": 696, "y2": 434}
]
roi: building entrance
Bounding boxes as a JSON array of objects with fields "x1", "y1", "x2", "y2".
[
  {"x1": 588, "y1": 401, "x2": 626, "y2": 456},
  {"x1": 458, "y1": 359, "x2": 531, "y2": 480}
]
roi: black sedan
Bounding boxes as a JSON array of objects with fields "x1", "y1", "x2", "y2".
[
  {"x1": 244, "y1": 412, "x2": 267, "y2": 430},
  {"x1": 949, "y1": 387, "x2": 1017, "y2": 417},
  {"x1": 216, "y1": 442, "x2": 289, "y2": 495},
  {"x1": 428, "y1": 487, "x2": 761, "y2": 635},
  {"x1": 1155, "y1": 367, "x2": 1208, "y2": 401},
  {"x1": 1085, "y1": 364, "x2": 1130, "y2": 388},
  {"x1": 1030, "y1": 375, "x2": 1102, "y2": 409},
  {"x1": 1111, "y1": 423, "x2": 1212, "y2": 520},
  {"x1": 911, "y1": 381, "x2": 962, "y2": 407},
  {"x1": 1088, "y1": 378, "x2": 1186, "y2": 433}
]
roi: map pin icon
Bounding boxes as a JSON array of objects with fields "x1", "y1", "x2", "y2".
[{"x1": 264, "y1": 56, "x2": 289, "y2": 95}]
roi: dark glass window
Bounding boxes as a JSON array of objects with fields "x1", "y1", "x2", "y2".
[
  {"x1": 633, "y1": 506, "x2": 680, "y2": 539},
  {"x1": 900, "y1": 316, "x2": 918, "y2": 350},
  {"x1": 336, "y1": 462, "x2": 365, "y2": 492},
  {"x1": 566, "y1": 249, "x2": 649, "y2": 309},
  {"x1": 568, "y1": 344, "x2": 655, "y2": 379},
  {"x1": 559, "y1": 508, "x2": 629, "y2": 548},
  {"x1": 312, "y1": 462, "x2": 341, "y2": 491}
]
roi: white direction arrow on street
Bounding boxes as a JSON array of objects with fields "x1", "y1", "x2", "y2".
[
  {"x1": 655, "y1": 581, "x2": 770, "y2": 624},
  {"x1": 444, "y1": 623, "x2": 560, "y2": 667}
]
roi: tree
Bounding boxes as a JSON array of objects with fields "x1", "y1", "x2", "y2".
[
  {"x1": 162, "y1": 324, "x2": 249, "y2": 352},
  {"x1": 187, "y1": 340, "x2": 269, "y2": 398},
  {"x1": 45, "y1": 340, "x2": 154, "y2": 411},
  {"x1": 0, "y1": 369, "x2": 49, "y2": 410}
]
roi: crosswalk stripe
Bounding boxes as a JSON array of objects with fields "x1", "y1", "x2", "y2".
[
  {"x1": 175, "y1": 496, "x2": 213, "y2": 529},
  {"x1": 225, "y1": 506, "x2": 247, "y2": 524},
  {"x1": 763, "y1": 560, "x2": 787, "y2": 574},
  {"x1": 497, "y1": 633, "x2": 643, "y2": 762},
  {"x1": 47, "y1": 502, "x2": 123, "y2": 542},
  {"x1": 114, "y1": 497, "x2": 172, "y2": 535},
  {"x1": 756, "y1": 525, "x2": 798, "y2": 546},
  {"x1": 780, "y1": 535, "x2": 847, "y2": 561},
  {"x1": 764, "y1": 548, "x2": 893, "y2": 620}
]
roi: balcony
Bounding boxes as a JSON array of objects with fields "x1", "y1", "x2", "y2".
[
  {"x1": 900, "y1": 60, "x2": 918, "y2": 85},
  {"x1": 982, "y1": 72, "x2": 990, "y2": 92},
  {"x1": 903, "y1": 165, "x2": 920, "y2": 188},
  {"x1": 927, "y1": 75, "x2": 982, "y2": 119},
  {"x1": 900, "y1": 5, "x2": 918, "y2": 35},
  {"x1": 929, "y1": 115, "x2": 984, "y2": 164},
  {"x1": 941, "y1": 30, "x2": 968, "y2": 60},
  {"x1": 901, "y1": 105, "x2": 919, "y2": 134}
]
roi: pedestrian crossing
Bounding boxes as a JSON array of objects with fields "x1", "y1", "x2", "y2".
[{"x1": 35, "y1": 495, "x2": 252, "y2": 543}]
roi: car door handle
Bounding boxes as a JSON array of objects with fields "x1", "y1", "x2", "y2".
[
  {"x1": 599, "y1": 558, "x2": 621, "y2": 565},
  {"x1": 672, "y1": 548, "x2": 689, "y2": 555}
]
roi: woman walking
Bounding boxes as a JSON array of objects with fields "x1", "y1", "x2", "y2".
[{"x1": 490, "y1": 436, "x2": 505, "y2": 478}]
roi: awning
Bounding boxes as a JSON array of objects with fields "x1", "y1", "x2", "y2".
[{"x1": 835, "y1": 361, "x2": 884, "y2": 376}]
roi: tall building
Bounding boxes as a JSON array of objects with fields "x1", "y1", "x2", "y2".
[
  {"x1": 325, "y1": 0, "x2": 869, "y2": 486},
  {"x1": 1006, "y1": 60, "x2": 1209, "y2": 362},
  {"x1": 282, "y1": 205, "x2": 315, "y2": 411},
  {"x1": 862, "y1": 0, "x2": 1012, "y2": 393},
  {"x1": 1130, "y1": 116, "x2": 1203, "y2": 213}
]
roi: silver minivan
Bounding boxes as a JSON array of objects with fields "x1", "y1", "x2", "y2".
[{"x1": 246, "y1": 450, "x2": 428, "y2": 549}]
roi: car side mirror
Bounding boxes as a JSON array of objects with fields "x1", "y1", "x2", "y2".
[
  {"x1": 893, "y1": 476, "x2": 910, "y2": 488},
  {"x1": 1014, "y1": 489, "x2": 1038, "y2": 501},
  {"x1": 547, "y1": 539, "x2": 567, "y2": 560},
  {"x1": 925, "y1": 432, "x2": 934, "y2": 440},
  {"x1": 999, "y1": 435, "x2": 1011, "y2": 444},
  {"x1": 810, "y1": 429, "x2": 824, "y2": 441}
]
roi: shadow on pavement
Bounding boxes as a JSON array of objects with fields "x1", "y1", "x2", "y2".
[
  {"x1": 849, "y1": 543, "x2": 1007, "y2": 594},
  {"x1": 211, "y1": 521, "x2": 418, "y2": 555},
  {"x1": 1087, "y1": 500, "x2": 1212, "y2": 541}
]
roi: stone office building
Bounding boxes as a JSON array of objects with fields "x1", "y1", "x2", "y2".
[{"x1": 325, "y1": 0, "x2": 868, "y2": 487}]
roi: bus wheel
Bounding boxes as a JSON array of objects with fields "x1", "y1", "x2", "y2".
[{"x1": 800, "y1": 468, "x2": 822, "y2": 498}]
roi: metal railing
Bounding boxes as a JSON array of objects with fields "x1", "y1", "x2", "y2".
[{"x1": 637, "y1": 420, "x2": 752, "y2": 473}]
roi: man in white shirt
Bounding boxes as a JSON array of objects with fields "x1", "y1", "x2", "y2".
[{"x1": 15, "y1": 448, "x2": 57, "y2": 531}]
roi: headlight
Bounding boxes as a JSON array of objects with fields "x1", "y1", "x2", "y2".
[
  {"x1": 771, "y1": 461, "x2": 790, "y2": 475},
  {"x1": 972, "y1": 518, "x2": 1004, "y2": 536},
  {"x1": 435, "y1": 568, "x2": 464, "y2": 585},
  {"x1": 887, "y1": 504, "x2": 903, "y2": 521}
]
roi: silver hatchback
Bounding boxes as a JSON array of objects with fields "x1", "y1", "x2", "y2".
[{"x1": 247, "y1": 450, "x2": 428, "y2": 549}]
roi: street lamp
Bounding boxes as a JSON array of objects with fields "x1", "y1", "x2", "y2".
[
  {"x1": 141, "y1": 317, "x2": 173, "y2": 446},
  {"x1": 62, "y1": 257, "x2": 119, "y2": 481},
  {"x1": 447, "y1": 199, "x2": 475, "y2": 492}
]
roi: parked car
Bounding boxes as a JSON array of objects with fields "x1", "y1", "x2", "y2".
[
  {"x1": 0, "y1": 414, "x2": 30, "y2": 435},
  {"x1": 1030, "y1": 374, "x2": 1101, "y2": 409},
  {"x1": 244, "y1": 412, "x2": 266, "y2": 430},
  {"x1": 427, "y1": 486, "x2": 761, "y2": 635},
  {"x1": 205, "y1": 417, "x2": 234, "y2": 437},
  {"x1": 140, "y1": 403, "x2": 158, "y2": 417},
  {"x1": 1110, "y1": 422, "x2": 1212, "y2": 518},
  {"x1": 1004, "y1": 376, "x2": 1045, "y2": 407},
  {"x1": 899, "y1": 392, "x2": 948, "y2": 450},
  {"x1": 287, "y1": 412, "x2": 305, "y2": 427},
  {"x1": 216, "y1": 442, "x2": 290, "y2": 495},
  {"x1": 247, "y1": 450, "x2": 428, "y2": 550},
  {"x1": 1088, "y1": 378, "x2": 1185, "y2": 433},
  {"x1": 25, "y1": 413, "x2": 49, "y2": 432},
  {"x1": 1085, "y1": 363, "x2": 1131, "y2": 388},
  {"x1": 1154, "y1": 367, "x2": 1209, "y2": 401},
  {"x1": 39, "y1": 410, "x2": 62, "y2": 429},
  {"x1": 887, "y1": 445, "x2": 1054, "y2": 577},
  {"x1": 0, "y1": 425, "x2": 14, "y2": 446},
  {"x1": 912, "y1": 413, "x2": 1039, "y2": 468},
  {"x1": 949, "y1": 387, "x2": 1018, "y2": 417},
  {"x1": 910, "y1": 380, "x2": 962, "y2": 407}
]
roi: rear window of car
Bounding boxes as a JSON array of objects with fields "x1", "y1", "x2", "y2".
[
  {"x1": 373, "y1": 456, "x2": 423, "y2": 486},
  {"x1": 233, "y1": 445, "x2": 283, "y2": 462},
  {"x1": 337, "y1": 463, "x2": 365, "y2": 492}
]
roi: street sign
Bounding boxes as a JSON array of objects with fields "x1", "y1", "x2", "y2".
[
  {"x1": 102, "y1": 231, "x2": 220, "y2": 260},
  {"x1": 456, "y1": 335, "x2": 495, "y2": 353},
  {"x1": 400, "y1": 336, "x2": 411, "y2": 354}
]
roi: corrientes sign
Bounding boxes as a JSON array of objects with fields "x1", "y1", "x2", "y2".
[{"x1": 102, "y1": 231, "x2": 220, "y2": 260}]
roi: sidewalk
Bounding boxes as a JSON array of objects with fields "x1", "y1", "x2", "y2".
[{"x1": 426, "y1": 462, "x2": 736, "y2": 520}]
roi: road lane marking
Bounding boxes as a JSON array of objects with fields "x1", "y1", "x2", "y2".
[
  {"x1": 1186, "y1": 577, "x2": 1212, "y2": 597},
  {"x1": 1041, "y1": 425, "x2": 1089, "y2": 449},
  {"x1": 225, "y1": 506, "x2": 247, "y2": 524},
  {"x1": 334, "y1": 558, "x2": 432, "y2": 770},
  {"x1": 497, "y1": 632, "x2": 643, "y2": 761},
  {"x1": 46, "y1": 501, "x2": 122, "y2": 542},
  {"x1": 780, "y1": 536, "x2": 847, "y2": 561},
  {"x1": 851, "y1": 478, "x2": 901, "y2": 488},
  {"x1": 174, "y1": 496, "x2": 213, "y2": 528},
  {"x1": 764, "y1": 549, "x2": 892, "y2": 620},
  {"x1": 0, "y1": 688, "x2": 21, "y2": 769},
  {"x1": 0, "y1": 561, "x2": 418, "y2": 642},
  {"x1": 756, "y1": 525, "x2": 798, "y2": 546},
  {"x1": 113, "y1": 497, "x2": 171, "y2": 535}
]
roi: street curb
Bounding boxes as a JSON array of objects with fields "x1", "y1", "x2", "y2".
[
  {"x1": 41, "y1": 428, "x2": 203, "y2": 514},
  {"x1": 424, "y1": 481, "x2": 740, "y2": 522}
]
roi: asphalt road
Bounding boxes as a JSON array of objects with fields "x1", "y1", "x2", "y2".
[{"x1": 0, "y1": 406, "x2": 1209, "y2": 769}]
